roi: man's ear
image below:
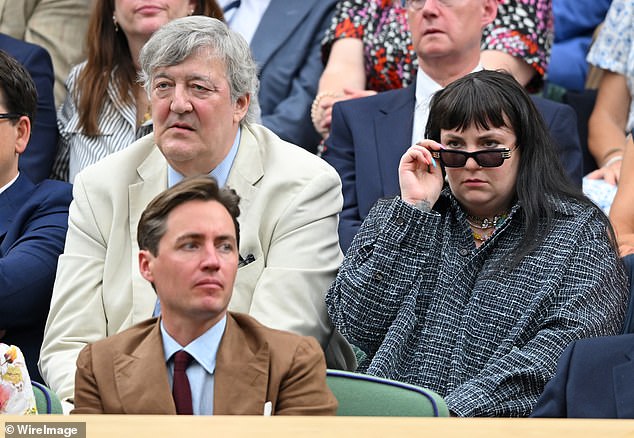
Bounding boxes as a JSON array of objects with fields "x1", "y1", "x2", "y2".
[
  {"x1": 14, "y1": 115, "x2": 30, "y2": 155},
  {"x1": 138, "y1": 250, "x2": 155, "y2": 284},
  {"x1": 233, "y1": 93, "x2": 250, "y2": 123},
  {"x1": 481, "y1": 0, "x2": 498, "y2": 28}
]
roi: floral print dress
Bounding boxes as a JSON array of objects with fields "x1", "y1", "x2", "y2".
[{"x1": 322, "y1": 0, "x2": 553, "y2": 92}]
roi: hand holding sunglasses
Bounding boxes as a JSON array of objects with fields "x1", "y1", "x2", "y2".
[{"x1": 399, "y1": 142, "x2": 445, "y2": 211}]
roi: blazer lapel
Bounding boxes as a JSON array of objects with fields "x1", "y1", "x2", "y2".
[
  {"x1": 250, "y1": 0, "x2": 315, "y2": 70},
  {"x1": 226, "y1": 125, "x2": 264, "y2": 223},
  {"x1": 375, "y1": 86, "x2": 416, "y2": 198},
  {"x1": 0, "y1": 174, "x2": 33, "y2": 248},
  {"x1": 113, "y1": 320, "x2": 175, "y2": 414},
  {"x1": 214, "y1": 314, "x2": 271, "y2": 415},
  {"x1": 128, "y1": 144, "x2": 168, "y2": 322},
  {"x1": 613, "y1": 345, "x2": 634, "y2": 418}
]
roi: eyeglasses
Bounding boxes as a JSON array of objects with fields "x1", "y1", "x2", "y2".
[
  {"x1": 431, "y1": 148, "x2": 513, "y2": 168},
  {"x1": 401, "y1": 0, "x2": 456, "y2": 10},
  {"x1": 0, "y1": 113, "x2": 23, "y2": 121}
]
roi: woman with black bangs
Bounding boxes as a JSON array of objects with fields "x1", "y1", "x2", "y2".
[{"x1": 326, "y1": 70, "x2": 628, "y2": 417}]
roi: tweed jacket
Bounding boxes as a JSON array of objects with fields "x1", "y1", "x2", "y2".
[
  {"x1": 72, "y1": 312, "x2": 337, "y2": 415},
  {"x1": 42, "y1": 123, "x2": 351, "y2": 402},
  {"x1": 326, "y1": 191, "x2": 628, "y2": 417},
  {"x1": 53, "y1": 62, "x2": 152, "y2": 182}
]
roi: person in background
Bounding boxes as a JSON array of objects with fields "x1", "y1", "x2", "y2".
[
  {"x1": 0, "y1": 33, "x2": 57, "y2": 183},
  {"x1": 531, "y1": 331, "x2": 634, "y2": 418},
  {"x1": 0, "y1": 0, "x2": 92, "y2": 107},
  {"x1": 0, "y1": 49, "x2": 72, "y2": 383},
  {"x1": 322, "y1": 0, "x2": 581, "y2": 252},
  {"x1": 41, "y1": 16, "x2": 353, "y2": 404},
  {"x1": 547, "y1": 0, "x2": 611, "y2": 92},
  {"x1": 72, "y1": 176, "x2": 337, "y2": 415},
  {"x1": 51, "y1": 0, "x2": 224, "y2": 183},
  {"x1": 217, "y1": 0, "x2": 337, "y2": 153},
  {"x1": 583, "y1": 0, "x2": 633, "y2": 212},
  {"x1": 312, "y1": 0, "x2": 554, "y2": 139},
  {"x1": 326, "y1": 70, "x2": 627, "y2": 417}
]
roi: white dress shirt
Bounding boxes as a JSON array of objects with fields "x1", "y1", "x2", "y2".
[{"x1": 411, "y1": 65, "x2": 483, "y2": 145}]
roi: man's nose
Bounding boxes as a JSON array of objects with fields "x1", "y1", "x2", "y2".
[
  {"x1": 201, "y1": 246, "x2": 221, "y2": 270},
  {"x1": 170, "y1": 85, "x2": 193, "y2": 113},
  {"x1": 422, "y1": 0, "x2": 441, "y2": 15}
]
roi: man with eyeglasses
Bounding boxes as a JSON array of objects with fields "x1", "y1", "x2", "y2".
[
  {"x1": 322, "y1": 0, "x2": 583, "y2": 252},
  {"x1": 0, "y1": 49, "x2": 72, "y2": 383}
]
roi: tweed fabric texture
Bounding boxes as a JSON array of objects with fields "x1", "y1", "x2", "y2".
[{"x1": 326, "y1": 191, "x2": 628, "y2": 417}]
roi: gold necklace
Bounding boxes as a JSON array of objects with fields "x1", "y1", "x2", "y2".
[{"x1": 466, "y1": 212, "x2": 508, "y2": 242}]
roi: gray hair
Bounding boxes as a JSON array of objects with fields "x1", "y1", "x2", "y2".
[{"x1": 138, "y1": 16, "x2": 260, "y2": 123}]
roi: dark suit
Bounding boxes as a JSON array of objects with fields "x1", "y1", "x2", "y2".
[
  {"x1": 72, "y1": 312, "x2": 338, "y2": 415},
  {"x1": 0, "y1": 173, "x2": 72, "y2": 382},
  {"x1": 323, "y1": 84, "x2": 583, "y2": 252},
  {"x1": 253, "y1": 0, "x2": 337, "y2": 152},
  {"x1": 531, "y1": 334, "x2": 634, "y2": 418},
  {"x1": 0, "y1": 33, "x2": 58, "y2": 183}
]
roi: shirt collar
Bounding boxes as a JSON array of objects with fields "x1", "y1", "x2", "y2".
[
  {"x1": 0, "y1": 172, "x2": 19, "y2": 195},
  {"x1": 160, "y1": 314, "x2": 227, "y2": 376},
  {"x1": 415, "y1": 64, "x2": 484, "y2": 108},
  {"x1": 167, "y1": 127, "x2": 241, "y2": 188}
]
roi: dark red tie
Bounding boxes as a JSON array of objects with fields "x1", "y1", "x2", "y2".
[{"x1": 172, "y1": 350, "x2": 193, "y2": 415}]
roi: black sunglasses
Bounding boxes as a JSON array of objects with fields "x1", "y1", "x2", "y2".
[
  {"x1": 0, "y1": 112, "x2": 23, "y2": 121},
  {"x1": 431, "y1": 148, "x2": 512, "y2": 168}
]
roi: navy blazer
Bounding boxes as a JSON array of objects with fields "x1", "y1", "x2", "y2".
[
  {"x1": 0, "y1": 173, "x2": 72, "y2": 382},
  {"x1": 253, "y1": 0, "x2": 337, "y2": 152},
  {"x1": 531, "y1": 334, "x2": 634, "y2": 418},
  {"x1": 0, "y1": 33, "x2": 58, "y2": 183},
  {"x1": 323, "y1": 84, "x2": 583, "y2": 252}
]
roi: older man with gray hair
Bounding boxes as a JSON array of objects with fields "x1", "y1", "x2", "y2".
[{"x1": 41, "y1": 16, "x2": 354, "y2": 404}]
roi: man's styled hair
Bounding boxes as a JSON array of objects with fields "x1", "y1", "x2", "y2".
[
  {"x1": 138, "y1": 15, "x2": 260, "y2": 123},
  {"x1": 137, "y1": 176, "x2": 241, "y2": 256},
  {"x1": 0, "y1": 50, "x2": 37, "y2": 123}
]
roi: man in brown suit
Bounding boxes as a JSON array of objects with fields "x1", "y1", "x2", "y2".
[{"x1": 71, "y1": 176, "x2": 337, "y2": 415}]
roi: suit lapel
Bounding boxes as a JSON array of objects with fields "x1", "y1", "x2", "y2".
[
  {"x1": 226, "y1": 125, "x2": 264, "y2": 223},
  {"x1": 613, "y1": 345, "x2": 634, "y2": 418},
  {"x1": 113, "y1": 320, "x2": 175, "y2": 414},
  {"x1": 375, "y1": 86, "x2": 416, "y2": 198},
  {"x1": 250, "y1": 0, "x2": 315, "y2": 70},
  {"x1": 214, "y1": 314, "x2": 270, "y2": 415},
  {"x1": 0, "y1": 174, "x2": 33, "y2": 249},
  {"x1": 128, "y1": 144, "x2": 168, "y2": 322}
]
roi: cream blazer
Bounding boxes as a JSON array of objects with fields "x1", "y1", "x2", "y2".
[{"x1": 41, "y1": 123, "x2": 354, "y2": 401}]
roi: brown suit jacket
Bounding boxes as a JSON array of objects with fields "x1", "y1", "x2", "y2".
[{"x1": 71, "y1": 312, "x2": 337, "y2": 415}]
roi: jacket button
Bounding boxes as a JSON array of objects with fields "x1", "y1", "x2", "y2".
[
  {"x1": 394, "y1": 217, "x2": 405, "y2": 226},
  {"x1": 373, "y1": 273, "x2": 384, "y2": 282},
  {"x1": 459, "y1": 248, "x2": 470, "y2": 256}
]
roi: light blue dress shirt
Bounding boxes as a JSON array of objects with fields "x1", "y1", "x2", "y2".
[{"x1": 160, "y1": 315, "x2": 227, "y2": 415}]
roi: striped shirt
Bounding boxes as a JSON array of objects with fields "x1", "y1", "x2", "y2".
[
  {"x1": 326, "y1": 191, "x2": 628, "y2": 417},
  {"x1": 52, "y1": 62, "x2": 152, "y2": 182}
]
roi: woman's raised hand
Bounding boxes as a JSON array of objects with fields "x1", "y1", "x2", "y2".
[{"x1": 398, "y1": 140, "x2": 444, "y2": 210}]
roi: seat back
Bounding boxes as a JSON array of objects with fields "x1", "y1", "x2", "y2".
[
  {"x1": 32, "y1": 381, "x2": 63, "y2": 414},
  {"x1": 326, "y1": 369, "x2": 450, "y2": 417}
]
